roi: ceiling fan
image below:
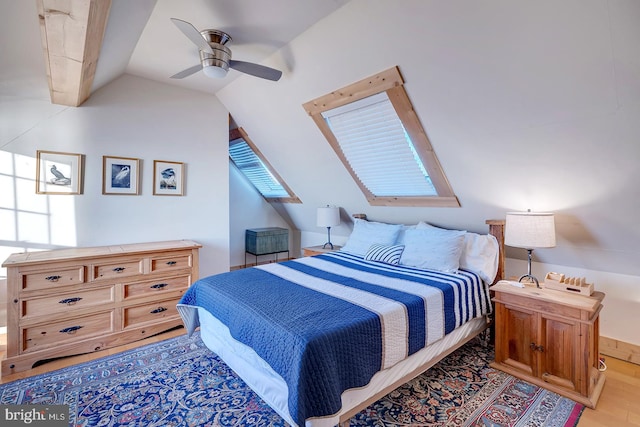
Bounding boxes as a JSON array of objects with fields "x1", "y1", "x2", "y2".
[{"x1": 170, "y1": 18, "x2": 282, "y2": 82}]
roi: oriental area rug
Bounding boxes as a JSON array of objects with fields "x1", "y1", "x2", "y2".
[{"x1": 0, "y1": 331, "x2": 583, "y2": 427}]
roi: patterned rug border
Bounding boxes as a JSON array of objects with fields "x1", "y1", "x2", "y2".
[{"x1": 0, "y1": 332, "x2": 584, "y2": 427}]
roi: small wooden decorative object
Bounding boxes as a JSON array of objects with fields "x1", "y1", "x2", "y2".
[{"x1": 542, "y1": 272, "x2": 594, "y2": 296}]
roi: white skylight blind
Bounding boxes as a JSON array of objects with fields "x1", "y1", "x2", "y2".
[
  {"x1": 321, "y1": 92, "x2": 436, "y2": 197},
  {"x1": 229, "y1": 139, "x2": 290, "y2": 198}
]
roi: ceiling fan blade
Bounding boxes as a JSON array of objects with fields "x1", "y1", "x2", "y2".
[
  {"x1": 170, "y1": 18, "x2": 213, "y2": 54},
  {"x1": 229, "y1": 60, "x2": 282, "y2": 81},
  {"x1": 170, "y1": 64, "x2": 202, "y2": 79}
]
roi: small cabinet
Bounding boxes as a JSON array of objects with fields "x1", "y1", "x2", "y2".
[{"x1": 490, "y1": 281, "x2": 605, "y2": 408}]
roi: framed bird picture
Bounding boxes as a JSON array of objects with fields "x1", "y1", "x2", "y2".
[
  {"x1": 102, "y1": 155, "x2": 141, "y2": 195},
  {"x1": 36, "y1": 150, "x2": 84, "y2": 195},
  {"x1": 153, "y1": 160, "x2": 184, "y2": 196}
]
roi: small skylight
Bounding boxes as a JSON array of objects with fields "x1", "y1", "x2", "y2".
[{"x1": 229, "y1": 127, "x2": 300, "y2": 203}]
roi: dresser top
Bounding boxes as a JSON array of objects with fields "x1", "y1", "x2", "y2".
[{"x1": 2, "y1": 240, "x2": 202, "y2": 268}]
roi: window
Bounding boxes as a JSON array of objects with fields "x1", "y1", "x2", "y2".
[
  {"x1": 303, "y1": 66, "x2": 459, "y2": 207},
  {"x1": 229, "y1": 127, "x2": 300, "y2": 203}
]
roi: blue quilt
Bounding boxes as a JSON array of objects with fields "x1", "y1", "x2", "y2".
[{"x1": 178, "y1": 252, "x2": 491, "y2": 426}]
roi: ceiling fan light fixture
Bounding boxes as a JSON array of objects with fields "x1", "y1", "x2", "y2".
[{"x1": 203, "y1": 64, "x2": 228, "y2": 79}]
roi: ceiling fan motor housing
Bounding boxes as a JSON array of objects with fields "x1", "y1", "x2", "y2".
[{"x1": 200, "y1": 30, "x2": 232, "y2": 72}]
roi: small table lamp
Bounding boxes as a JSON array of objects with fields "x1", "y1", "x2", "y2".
[
  {"x1": 317, "y1": 206, "x2": 340, "y2": 249},
  {"x1": 505, "y1": 210, "x2": 556, "y2": 288}
]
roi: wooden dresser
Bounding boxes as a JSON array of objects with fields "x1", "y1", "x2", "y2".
[
  {"x1": 1, "y1": 240, "x2": 201, "y2": 376},
  {"x1": 490, "y1": 281, "x2": 605, "y2": 408}
]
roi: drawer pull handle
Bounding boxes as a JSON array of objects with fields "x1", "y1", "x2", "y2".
[
  {"x1": 150, "y1": 283, "x2": 168, "y2": 289},
  {"x1": 113, "y1": 267, "x2": 126, "y2": 272},
  {"x1": 60, "y1": 326, "x2": 83, "y2": 334},
  {"x1": 45, "y1": 275, "x2": 62, "y2": 282},
  {"x1": 150, "y1": 307, "x2": 167, "y2": 314},
  {"x1": 59, "y1": 297, "x2": 83, "y2": 305},
  {"x1": 166, "y1": 261, "x2": 177, "y2": 266}
]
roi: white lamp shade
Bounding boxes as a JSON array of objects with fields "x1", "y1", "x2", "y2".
[
  {"x1": 317, "y1": 206, "x2": 340, "y2": 227},
  {"x1": 505, "y1": 211, "x2": 556, "y2": 249}
]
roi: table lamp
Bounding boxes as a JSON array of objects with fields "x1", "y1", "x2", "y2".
[
  {"x1": 505, "y1": 210, "x2": 556, "y2": 288},
  {"x1": 317, "y1": 206, "x2": 340, "y2": 249}
]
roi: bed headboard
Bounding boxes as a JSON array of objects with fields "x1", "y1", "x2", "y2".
[{"x1": 486, "y1": 219, "x2": 505, "y2": 284}]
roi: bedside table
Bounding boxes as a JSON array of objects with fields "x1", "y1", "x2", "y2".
[
  {"x1": 490, "y1": 281, "x2": 605, "y2": 408},
  {"x1": 302, "y1": 245, "x2": 342, "y2": 257}
]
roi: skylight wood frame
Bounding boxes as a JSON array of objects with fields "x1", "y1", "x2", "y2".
[
  {"x1": 303, "y1": 66, "x2": 460, "y2": 207},
  {"x1": 229, "y1": 127, "x2": 301, "y2": 204}
]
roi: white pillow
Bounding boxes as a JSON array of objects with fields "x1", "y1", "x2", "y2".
[
  {"x1": 417, "y1": 221, "x2": 499, "y2": 282},
  {"x1": 395, "y1": 224, "x2": 417, "y2": 246},
  {"x1": 340, "y1": 219, "x2": 403, "y2": 256},
  {"x1": 400, "y1": 227, "x2": 465, "y2": 273},
  {"x1": 459, "y1": 232, "x2": 499, "y2": 283}
]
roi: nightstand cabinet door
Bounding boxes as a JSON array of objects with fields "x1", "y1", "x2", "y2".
[
  {"x1": 540, "y1": 315, "x2": 578, "y2": 391},
  {"x1": 497, "y1": 303, "x2": 537, "y2": 377}
]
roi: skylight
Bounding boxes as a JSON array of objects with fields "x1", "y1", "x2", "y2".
[
  {"x1": 229, "y1": 128, "x2": 300, "y2": 203},
  {"x1": 303, "y1": 66, "x2": 459, "y2": 207}
]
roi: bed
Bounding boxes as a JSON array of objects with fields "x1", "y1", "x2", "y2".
[{"x1": 177, "y1": 219, "x2": 505, "y2": 427}]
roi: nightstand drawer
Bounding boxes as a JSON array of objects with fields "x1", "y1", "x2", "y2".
[
  {"x1": 150, "y1": 254, "x2": 193, "y2": 273},
  {"x1": 123, "y1": 275, "x2": 191, "y2": 300},
  {"x1": 21, "y1": 286, "x2": 115, "y2": 319},
  {"x1": 92, "y1": 258, "x2": 144, "y2": 280},
  {"x1": 123, "y1": 299, "x2": 179, "y2": 328},
  {"x1": 22, "y1": 311, "x2": 114, "y2": 353},
  {"x1": 20, "y1": 266, "x2": 86, "y2": 291}
]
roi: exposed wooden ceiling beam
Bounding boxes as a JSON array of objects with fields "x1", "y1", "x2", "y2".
[{"x1": 37, "y1": 0, "x2": 112, "y2": 107}]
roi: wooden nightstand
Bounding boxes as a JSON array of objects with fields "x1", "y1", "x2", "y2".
[
  {"x1": 490, "y1": 281, "x2": 605, "y2": 408},
  {"x1": 302, "y1": 245, "x2": 342, "y2": 257}
]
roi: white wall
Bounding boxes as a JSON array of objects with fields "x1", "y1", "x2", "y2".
[
  {"x1": 1, "y1": 75, "x2": 230, "y2": 278},
  {"x1": 218, "y1": 0, "x2": 640, "y2": 346},
  {"x1": 229, "y1": 163, "x2": 292, "y2": 267}
]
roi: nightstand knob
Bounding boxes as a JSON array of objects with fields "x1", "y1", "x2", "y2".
[{"x1": 530, "y1": 342, "x2": 544, "y2": 352}]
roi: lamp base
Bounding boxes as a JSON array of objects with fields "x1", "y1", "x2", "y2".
[
  {"x1": 518, "y1": 274, "x2": 540, "y2": 288},
  {"x1": 322, "y1": 242, "x2": 334, "y2": 250}
]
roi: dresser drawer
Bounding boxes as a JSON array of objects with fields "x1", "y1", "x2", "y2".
[
  {"x1": 123, "y1": 299, "x2": 179, "y2": 328},
  {"x1": 21, "y1": 286, "x2": 115, "y2": 319},
  {"x1": 22, "y1": 311, "x2": 114, "y2": 353},
  {"x1": 123, "y1": 275, "x2": 191, "y2": 300},
  {"x1": 20, "y1": 266, "x2": 85, "y2": 291},
  {"x1": 92, "y1": 259, "x2": 144, "y2": 281},
  {"x1": 150, "y1": 254, "x2": 192, "y2": 273}
]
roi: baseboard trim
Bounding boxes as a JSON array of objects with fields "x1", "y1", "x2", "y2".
[{"x1": 600, "y1": 336, "x2": 640, "y2": 365}]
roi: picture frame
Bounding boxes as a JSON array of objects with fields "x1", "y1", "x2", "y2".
[
  {"x1": 153, "y1": 160, "x2": 184, "y2": 196},
  {"x1": 102, "y1": 155, "x2": 141, "y2": 195},
  {"x1": 36, "y1": 150, "x2": 83, "y2": 195}
]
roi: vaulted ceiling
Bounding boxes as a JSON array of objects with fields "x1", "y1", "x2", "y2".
[{"x1": 34, "y1": 0, "x2": 350, "y2": 106}]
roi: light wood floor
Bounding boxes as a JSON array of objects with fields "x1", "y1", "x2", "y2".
[{"x1": 0, "y1": 330, "x2": 638, "y2": 426}]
